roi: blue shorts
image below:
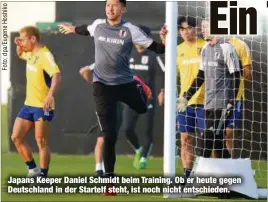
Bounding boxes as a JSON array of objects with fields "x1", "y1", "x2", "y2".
[
  {"x1": 226, "y1": 101, "x2": 242, "y2": 129},
  {"x1": 176, "y1": 105, "x2": 205, "y2": 133},
  {"x1": 17, "y1": 105, "x2": 54, "y2": 122}
]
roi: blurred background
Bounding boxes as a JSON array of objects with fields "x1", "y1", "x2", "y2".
[{"x1": 1, "y1": 0, "x2": 267, "y2": 161}]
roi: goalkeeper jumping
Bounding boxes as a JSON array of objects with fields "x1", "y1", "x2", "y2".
[{"x1": 177, "y1": 19, "x2": 241, "y2": 158}]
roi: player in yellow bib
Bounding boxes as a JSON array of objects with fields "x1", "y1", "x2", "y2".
[
  {"x1": 12, "y1": 26, "x2": 61, "y2": 177},
  {"x1": 176, "y1": 17, "x2": 206, "y2": 179},
  {"x1": 224, "y1": 37, "x2": 252, "y2": 157},
  {"x1": 158, "y1": 16, "x2": 206, "y2": 179}
]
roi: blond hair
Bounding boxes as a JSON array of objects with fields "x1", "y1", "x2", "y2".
[{"x1": 20, "y1": 26, "x2": 40, "y2": 42}]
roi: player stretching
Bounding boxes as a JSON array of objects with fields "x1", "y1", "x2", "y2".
[
  {"x1": 59, "y1": 0, "x2": 165, "y2": 195},
  {"x1": 122, "y1": 25, "x2": 158, "y2": 170},
  {"x1": 158, "y1": 16, "x2": 206, "y2": 179},
  {"x1": 178, "y1": 19, "x2": 241, "y2": 158},
  {"x1": 12, "y1": 26, "x2": 61, "y2": 177},
  {"x1": 80, "y1": 62, "x2": 152, "y2": 173}
]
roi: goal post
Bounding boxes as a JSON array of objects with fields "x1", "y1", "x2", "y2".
[
  {"x1": 163, "y1": 2, "x2": 178, "y2": 198},
  {"x1": 163, "y1": 0, "x2": 267, "y2": 199}
]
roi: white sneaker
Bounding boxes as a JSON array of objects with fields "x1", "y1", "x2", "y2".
[{"x1": 27, "y1": 167, "x2": 41, "y2": 177}]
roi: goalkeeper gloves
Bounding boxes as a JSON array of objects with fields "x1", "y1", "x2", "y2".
[
  {"x1": 58, "y1": 24, "x2": 75, "y2": 34},
  {"x1": 134, "y1": 75, "x2": 152, "y2": 101},
  {"x1": 225, "y1": 103, "x2": 233, "y2": 115},
  {"x1": 177, "y1": 96, "x2": 187, "y2": 112}
]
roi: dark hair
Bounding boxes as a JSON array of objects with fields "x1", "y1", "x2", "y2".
[
  {"x1": 119, "y1": 0, "x2": 127, "y2": 7},
  {"x1": 177, "y1": 16, "x2": 197, "y2": 28},
  {"x1": 106, "y1": 0, "x2": 126, "y2": 7}
]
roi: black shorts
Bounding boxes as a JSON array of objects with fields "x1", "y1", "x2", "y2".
[{"x1": 93, "y1": 81, "x2": 147, "y2": 138}]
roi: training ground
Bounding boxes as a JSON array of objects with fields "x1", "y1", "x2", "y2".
[{"x1": 1, "y1": 105, "x2": 267, "y2": 202}]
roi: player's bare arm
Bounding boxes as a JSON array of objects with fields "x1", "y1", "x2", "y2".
[
  {"x1": 79, "y1": 66, "x2": 93, "y2": 83},
  {"x1": 43, "y1": 73, "x2": 61, "y2": 112},
  {"x1": 159, "y1": 25, "x2": 167, "y2": 45},
  {"x1": 158, "y1": 89, "x2": 164, "y2": 106},
  {"x1": 14, "y1": 37, "x2": 23, "y2": 57},
  {"x1": 243, "y1": 64, "x2": 252, "y2": 81},
  {"x1": 231, "y1": 72, "x2": 241, "y2": 105}
]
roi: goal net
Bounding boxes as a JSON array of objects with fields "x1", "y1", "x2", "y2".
[{"x1": 175, "y1": 0, "x2": 267, "y2": 190}]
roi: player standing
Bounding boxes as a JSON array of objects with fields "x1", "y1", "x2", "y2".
[
  {"x1": 158, "y1": 16, "x2": 206, "y2": 179},
  {"x1": 177, "y1": 19, "x2": 241, "y2": 158},
  {"x1": 224, "y1": 37, "x2": 252, "y2": 157},
  {"x1": 210, "y1": 37, "x2": 252, "y2": 158},
  {"x1": 12, "y1": 26, "x2": 61, "y2": 177},
  {"x1": 59, "y1": 0, "x2": 165, "y2": 195}
]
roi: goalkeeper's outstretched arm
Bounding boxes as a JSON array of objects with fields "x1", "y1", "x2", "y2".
[
  {"x1": 59, "y1": 23, "x2": 166, "y2": 54},
  {"x1": 58, "y1": 24, "x2": 90, "y2": 35}
]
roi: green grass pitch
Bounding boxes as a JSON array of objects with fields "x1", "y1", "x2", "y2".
[{"x1": 1, "y1": 105, "x2": 267, "y2": 202}]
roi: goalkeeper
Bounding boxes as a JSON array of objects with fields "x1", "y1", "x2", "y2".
[
  {"x1": 222, "y1": 37, "x2": 252, "y2": 157},
  {"x1": 79, "y1": 63, "x2": 152, "y2": 175},
  {"x1": 177, "y1": 19, "x2": 241, "y2": 158},
  {"x1": 158, "y1": 16, "x2": 206, "y2": 179}
]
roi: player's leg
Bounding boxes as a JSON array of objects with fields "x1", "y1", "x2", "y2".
[
  {"x1": 213, "y1": 109, "x2": 231, "y2": 159},
  {"x1": 119, "y1": 80, "x2": 147, "y2": 114},
  {"x1": 202, "y1": 109, "x2": 216, "y2": 158},
  {"x1": 121, "y1": 104, "x2": 142, "y2": 169},
  {"x1": 33, "y1": 108, "x2": 54, "y2": 177},
  {"x1": 11, "y1": 106, "x2": 39, "y2": 176},
  {"x1": 93, "y1": 82, "x2": 117, "y2": 179},
  {"x1": 196, "y1": 105, "x2": 206, "y2": 157},
  {"x1": 225, "y1": 101, "x2": 242, "y2": 157},
  {"x1": 177, "y1": 106, "x2": 195, "y2": 178},
  {"x1": 139, "y1": 102, "x2": 155, "y2": 169},
  {"x1": 122, "y1": 104, "x2": 140, "y2": 150},
  {"x1": 94, "y1": 103, "x2": 122, "y2": 176},
  {"x1": 94, "y1": 134, "x2": 105, "y2": 176},
  {"x1": 211, "y1": 150, "x2": 218, "y2": 158}
]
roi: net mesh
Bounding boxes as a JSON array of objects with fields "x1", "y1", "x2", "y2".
[{"x1": 176, "y1": 1, "x2": 267, "y2": 188}]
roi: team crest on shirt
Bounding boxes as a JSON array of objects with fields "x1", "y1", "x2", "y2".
[
  {"x1": 119, "y1": 29, "x2": 127, "y2": 38},
  {"x1": 33, "y1": 56, "x2": 40, "y2": 64},
  {"x1": 141, "y1": 56, "x2": 149, "y2": 64}
]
